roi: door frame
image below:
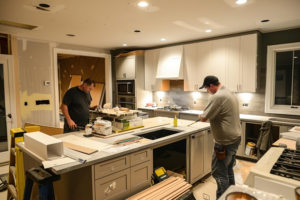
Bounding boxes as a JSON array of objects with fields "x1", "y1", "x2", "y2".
[
  {"x1": 0, "y1": 55, "x2": 17, "y2": 163},
  {"x1": 52, "y1": 48, "x2": 112, "y2": 128}
]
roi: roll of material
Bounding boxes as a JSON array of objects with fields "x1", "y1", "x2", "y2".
[{"x1": 296, "y1": 138, "x2": 300, "y2": 151}]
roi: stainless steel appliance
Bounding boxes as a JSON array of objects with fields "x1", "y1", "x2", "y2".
[
  {"x1": 117, "y1": 95, "x2": 136, "y2": 110},
  {"x1": 116, "y1": 80, "x2": 135, "y2": 96},
  {"x1": 245, "y1": 147, "x2": 300, "y2": 200}
]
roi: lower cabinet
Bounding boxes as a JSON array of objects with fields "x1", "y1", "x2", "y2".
[
  {"x1": 138, "y1": 109, "x2": 155, "y2": 118},
  {"x1": 203, "y1": 129, "x2": 213, "y2": 174},
  {"x1": 179, "y1": 113, "x2": 198, "y2": 121},
  {"x1": 94, "y1": 149, "x2": 152, "y2": 200},
  {"x1": 95, "y1": 168, "x2": 131, "y2": 200}
]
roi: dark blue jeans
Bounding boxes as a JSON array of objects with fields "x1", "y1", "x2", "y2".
[{"x1": 211, "y1": 137, "x2": 241, "y2": 199}]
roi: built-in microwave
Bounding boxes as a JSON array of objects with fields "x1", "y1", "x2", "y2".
[
  {"x1": 116, "y1": 80, "x2": 135, "y2": 96},
  {"x1": 117, "y1": 96, "x2": 136, "y2": 110}
]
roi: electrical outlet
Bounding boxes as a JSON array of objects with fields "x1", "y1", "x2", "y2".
[
  {"x1": 194, "y1": 101, "x2": 196, "y2": 104},
  {"x1": 160, "y1": 99, "x2": 162, "y2": 102},
  {"x1": 242, "y1": 103, "x2": 249, "y2": 107}
]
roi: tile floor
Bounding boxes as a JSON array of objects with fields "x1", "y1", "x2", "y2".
[
  {"x1": 0, "y1": 159, "x2": 255, "y2": 200},
  {"x1": 192, "y1": 159, "x2": 255, "y2": 200}
]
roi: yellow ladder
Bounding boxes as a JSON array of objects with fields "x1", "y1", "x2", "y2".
[{"x1": 7, "y1": 126, "x2": 40, "y2": 200}]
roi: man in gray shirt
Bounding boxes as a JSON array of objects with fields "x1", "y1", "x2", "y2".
[{"x1": 198, "y1": 76, "x2": 241, "y2": 199}]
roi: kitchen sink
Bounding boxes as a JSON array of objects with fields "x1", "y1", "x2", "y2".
[{"x1": 135, "y1": 128, "x2": 183, "y2": 140}]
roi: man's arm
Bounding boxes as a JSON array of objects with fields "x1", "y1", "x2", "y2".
[
  {"x1": 60, "y1": 103, "x2": 77, "y2": 129},
  {"x1": 90, "y1": 105, "x2": 98, "y2": 110}
]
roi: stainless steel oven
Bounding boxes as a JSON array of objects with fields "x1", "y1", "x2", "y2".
[
  {"x1": 117, "y1": 96, "x2": 136, "y2": 110},
  {"x1": 117, "y1": 80, "x2": 135, "y2": 96}
]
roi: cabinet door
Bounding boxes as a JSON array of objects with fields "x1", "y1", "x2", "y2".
[
  {"x1": 95, "y1": 168, "x2": 130, "y2": 200},
  {"x1": 145, "y1": 50, "x2": 156, "y2": 90},
  {"x1": 130, "y1": 161, "x2": 152, "y2": 195},
  {"x1": 204, "y1": 130, "x2": 214, "y2": 174},
  {"x1": 138, "y1": 109, "x2": 154, "y2": 118},
  {"x1": 183, "y1": 43, "x2": 198, "y2": 91},
  {"x1": 210, "y1": 39, "x2": 227, "y2": 86},
  {"x1": 179, "y1": 113, "x2": 198, "y2": 121},
  {"x1": 190, "y1": 131, "x2": 204, "y2": 184},
  {"x1": 197, "y1": 41, "x2": 212, "y2": 91},
  {"x1": 240, "y1": 34, "x2": 257, "y2": 92},
  {"x1": 115, "y1": 56, "x2": 136, "y2": 79},
  {"x1": 236, "y1": 122, "x2": 244, "y2": 157},
  {"x1": 227, "y1": 36, "x2": 240, "y2": 92}
]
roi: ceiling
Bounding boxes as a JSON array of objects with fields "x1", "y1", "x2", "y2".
[{"x1": 0, "y1": 0, "x2": 300, "y2": 50}]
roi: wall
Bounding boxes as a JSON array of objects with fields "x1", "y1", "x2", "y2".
[
  {"x1": 152, "y1": 28, "x2": 300, "y2": 120},
  {"x1": 17, "y1": 38, "x2": 110, "y2": 126}
]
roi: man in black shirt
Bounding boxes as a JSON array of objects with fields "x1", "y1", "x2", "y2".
[{"x1": 61, "y1": 78, "x2": 98, "y2": 133}]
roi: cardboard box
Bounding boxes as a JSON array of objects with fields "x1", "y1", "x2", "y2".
[{"x1": 24, "y1": 131, "x2": 63, "y2": 160}]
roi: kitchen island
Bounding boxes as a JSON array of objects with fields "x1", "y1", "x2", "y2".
[{"x1": 17, "y1": 117, "x2": 211, "y2": 200}]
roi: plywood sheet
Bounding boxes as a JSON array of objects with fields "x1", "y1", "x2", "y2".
[
  {"x1": 63, "y1": 142, "x2": 98, "y2": 154},
  {"x1": 69, "y1": 75, "x2": 82, "y2": 88},
  {"x1": 90, "y1": 83, "x2": 104, "y2": 106}
]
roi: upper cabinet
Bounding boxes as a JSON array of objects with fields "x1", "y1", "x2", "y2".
[
  {"x1": 156, "y1": 45, "x2": 184, "y2": 79},
  {"x1": 144, "y1": 49, "x2": 170, "y2": 91},
  {"x1": 115, "y1": 56, "x2": 136, "y2": 80},
  {"x1": 183, "y1": 33, "x2": 257, "y2": 92}
]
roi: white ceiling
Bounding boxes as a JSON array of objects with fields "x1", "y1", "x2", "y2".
[{"x1": 0, "y1": 0, "x2": 300, "y2": 50}]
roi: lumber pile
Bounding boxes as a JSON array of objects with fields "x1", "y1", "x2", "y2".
[{"x1": 126, "y1": 177, "x2": 192, "y2": 200}]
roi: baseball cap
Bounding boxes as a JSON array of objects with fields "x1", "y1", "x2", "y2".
[{"x1": 199, "y1": 75, "x2": 219, "y2": 89}]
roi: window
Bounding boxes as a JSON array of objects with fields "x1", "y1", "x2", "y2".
[{"x1": 265, "y1": 42, "x2": 300, "y2": 115}]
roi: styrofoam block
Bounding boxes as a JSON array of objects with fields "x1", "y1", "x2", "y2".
[{"x1": 24, "y1": 131, "x2": 63, "y2": 160}]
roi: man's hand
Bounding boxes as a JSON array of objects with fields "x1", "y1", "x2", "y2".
[
  {"x1": 90, "y1": 105, "x2": 98, "y2": 110},
  {"x1": 67, "y1": 119, "x2": 77, "y2": 130},
  {"x1": 198, "y1": 114, "x2": 208, "y2": 122}
]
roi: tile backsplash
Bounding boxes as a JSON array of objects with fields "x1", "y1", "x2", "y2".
[{"x1": 153, "y1": 91, "x2": 300, "y2": 120}]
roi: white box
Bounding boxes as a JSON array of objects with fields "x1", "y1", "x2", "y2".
[{"x1": 24, "y1": 131, "x2": 63, "y2": 160}]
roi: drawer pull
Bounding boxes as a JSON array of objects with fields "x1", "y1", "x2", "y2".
[
  {"x1": 110, "y1": 166, "x2": 114, "y2": 171},
  {"x1": 104, "y1": 181, "x2": 116, "y2": 195},
  {"x1": 140, "y1": 156, "x2": 144, "y2": 160}
]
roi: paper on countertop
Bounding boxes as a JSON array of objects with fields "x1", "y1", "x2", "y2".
[
  {"x1": 42, "y1": 157, "x2": 76, "y2": 169},
  {"x1": 102, "y1": 146, "x2": 131, "y2": 153},
  {"x1": 64, "y1": 147, "x2": 92, "y2": 163},
  {"x1": 59, "y1": 135, "x2": 113, "y2": 151},
  {"x1": 289, "y1": 126, "x2": 300, "y2": 133}
]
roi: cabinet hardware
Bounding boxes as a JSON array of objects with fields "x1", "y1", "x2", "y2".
[
  {"x1": 291, "y1": 106, "x2": 298, "y2": 109},
  {"x1": 140, "y1": 156, "x2": 144, "y2": 160},
  {"x1": 191, "y1": 135, "x2": 195, "y2": 139},
  {"x1": 123, "y1": 73, "x2": 126, "y2": 78},
  {"x1": 110, "y1": 166, "x2": 114, "y2": 171},
  {"x1": 237, "y1": 85, "x2": 238, "y2": 91}
]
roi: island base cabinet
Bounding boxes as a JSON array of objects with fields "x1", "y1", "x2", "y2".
[
  {"x1": 95, "y1": 168, "x2": 131, "y2": 200},
  {"x1": 203, "y1": 130, "x2": 213, "y2": 174},
  {"x1": 130, "y1": 161, "x2": 152, "y2": 195}
]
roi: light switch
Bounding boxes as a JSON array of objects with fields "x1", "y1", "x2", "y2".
[{"x1": 44, "y1": 81, "x2": 50, "y2": 86}]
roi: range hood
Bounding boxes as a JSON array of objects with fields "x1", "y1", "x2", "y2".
[{"x1": 156, "y1": 45, "x2": 183, "y2": 79}]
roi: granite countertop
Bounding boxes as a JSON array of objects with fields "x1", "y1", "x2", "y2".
[{"x1": 17, "y1": 117, "x2": 210, "y2": 175}]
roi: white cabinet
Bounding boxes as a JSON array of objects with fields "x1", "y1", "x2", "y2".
[
  {"x1": 144, "y1": 49, "x2": 170, "y2": 91},
  {"x1": 115, "y1": 56, "x2": 136, "y2": 79},
  {"x1": 183, "y1": 34, "x2": 257, "y2": 92},
  {"x1": 190, "y1": 131, "x2": 205, "y2": 184},
  {"x1": 183, "y1": 43, "x2": 198, "y2": 91},
  {"x1": 211, "y1": 39, "x2": 227, "y2": 85},
  {"x1": 203, "y1": 129, "x2": 213, "y2": 174},
  {"x1": 240, "y1": 34, "x2": 257, "y2": 92}
]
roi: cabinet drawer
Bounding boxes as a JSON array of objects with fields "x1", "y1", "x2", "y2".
[
  {"x1": 95, "y1": 168, "x2": 130, "y2": 200},
  {"x1": 94, "y1": 155, "x2": 130, "y2": 180},
  {"x1": 130, "y1": 149, "x2": 152, "y2": 166}
]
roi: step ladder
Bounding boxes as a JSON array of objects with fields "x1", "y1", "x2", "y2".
[{"x1": 7, "y1": 126, "x2": 40, "y2": 200}]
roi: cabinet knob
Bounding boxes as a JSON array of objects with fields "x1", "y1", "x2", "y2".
[
  {"x1": 110, "y1": 166, "x2": 114, "y2": 171},
  {"x1": 140, "y1": 155, "x2": 144, "y2": 160},
  {"x1": 123, "y1": 73, "x2": 126, "y2": 78},
  {"x1": 191, "y1": 135, "x2": 195, "y2": 139}
]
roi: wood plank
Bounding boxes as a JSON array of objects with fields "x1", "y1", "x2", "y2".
[
  {"x1": 144, "y1": 180, "x2": 186, "y2": 200},
  {"x1": 90, "y1": 83, "x2": 104, "y2": 107},
  {"x1": 273, "y1": 138, "x2": 296, "y2": 150},
  {"x1": 9, "y1": 166, "x2": 16, "y2": 176},
  {"x1": 63, "y1": 142, "x2": 98, "y2": 154},
  {"x1": 24, "y1": 123, "x2": 63, "y2": 136},
  {"x1": 69, "y1": 75, "x2": 81, "y2": 88},
  {"x1": 164, "y1": 187, "x2": 190, "y2": 200},
  {"x1": 126, "y1": 177, "x2": 178, "y2": 200}
]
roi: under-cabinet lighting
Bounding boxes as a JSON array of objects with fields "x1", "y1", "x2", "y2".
[
  {"x1": 205, "y1": 30, "x2": 212, "y2": 33},
  {"x1": 123, "y1": 44, "x2": 127, "y2": 46},
  {"x1": 161, "y1": 38, "x2": 166, "y2": 41},
  {"x1": 236, "y1": 0, "x2": 247, "y2": 4}
]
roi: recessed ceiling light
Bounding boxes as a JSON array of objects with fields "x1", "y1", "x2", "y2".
[
  {"x1": 236, "y1": 0, "x2": 247, "y2": 4},
  {"x1": 261, "y1": 19, "x2": 270, "y2": 23},
  {"x1": 123, "y1": 44, "x2": 127, "y2": 46},
  {"x1": 138, "y1": 2, "x2": 149, "y2": 7},
  {"x1": 134, "y1": 30, "x2": 141, "y2": 33},
  {"x1": 66, "y1": 34, "x2": 75, "y2": 37},
  {"x1": 205, "y1": 30, "x2": 212, "y2": 33},
  {"x1": 161, "y1": 38, "x2": 166, "y2": 41},
  {"x1": 39, "y1": 3, "x2": 50, "y2": 8}
]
